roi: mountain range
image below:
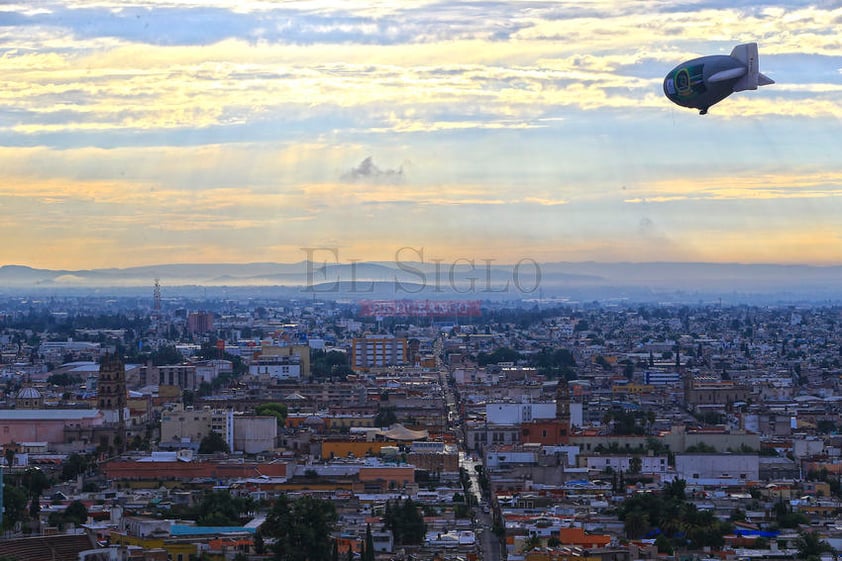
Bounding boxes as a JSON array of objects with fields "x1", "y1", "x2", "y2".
[{"x1": 2, "y1": 261, "x2": 842, "y2": 304}]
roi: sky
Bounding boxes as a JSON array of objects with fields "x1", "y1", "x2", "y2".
[{"x1": 1, "y1": 1, "x2": 841, "y2": 270}]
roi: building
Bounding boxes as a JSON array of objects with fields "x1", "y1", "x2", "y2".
[
  {"x1": 14, "y1": 386, "x2": 45, "y2": 409},
  {"x1": 248, "y1": 354, "x2": 301, "y2": 381},
  {"x1": 98, "y1": 353, "x2": 128, "y2": 453},
  {"x1": 159, "y1": 406, "x2": 234, "y2": 452},
  {"x1": 486, "y1": 402, "x2": 557, "y2": 425},
  {"x1": 583, "y1": 454, "x2": 670, "y2": 475},
  {"x1": 98, "y1": 354, "x2": 127, "y2": 412},
  {"x1": 674, "y1": 453, "x2": 759, "y2": 485},
  {"x1": 233, "y1": 415, "x2": 278, "y2": 454},
  {"x1": 192, "y1": 359, "x2": 233, "y2": 385},
  {"x1": 0, "y1": 409, "x2": 105, "y2": 449},
  {"x1": 351, "y1": 336, "x2": 407, "y2": 370},
  {"x1": 261, "y1": 345, "x2": 311, "y2": 378},
  {"x1": 102, "y1": 454, "x2": 288, "y2": 481},
  {"x1": 643, "y1": 370, "x2": 681, "y2": 385},
  {"x1": 684, "y1": 377, "x2": 751, "y2": 410},
  {"x1": 187, "y1": 312, "x2": 214, "y2": 335},
  {"x1": 144, "y1": 364, "x2": 197, "y2": 391},
  {"x1": 38, "y1": 340, "x2": 102, "y2": 363}
]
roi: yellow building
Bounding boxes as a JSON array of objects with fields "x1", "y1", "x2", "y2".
[
  {"x1": 110, "y1": 533, "x2": 198, "y2": 561},
  {"x1": 262, "y1": 344, "x2": 311, "y2": 378}
]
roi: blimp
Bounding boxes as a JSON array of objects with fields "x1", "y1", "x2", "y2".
[{"x1": 663, "y1": 43, "x2": 774, "y2": 114}]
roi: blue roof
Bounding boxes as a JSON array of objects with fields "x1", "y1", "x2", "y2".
[
  {"x1": 170, "y1": 525, "x2": 256, "y2": 537},
  {"x1": 735, "y1": 529, "x2": 779, "y2": 538}
]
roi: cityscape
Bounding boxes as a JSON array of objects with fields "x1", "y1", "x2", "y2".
[
  {"x1": 2, "y1": 0, "x2": 842, "y2": 560},
  {"x1": 0, "y1": 287, "x2": 842, "y2": 560}
]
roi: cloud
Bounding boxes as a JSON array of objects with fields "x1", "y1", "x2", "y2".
[
  {"x1": 1, "y1": 1, "x2": 842, "y2": 267},
  {"x1": 624, "y1": 170, "x2": 842, "y2": 203},
  {"x1": 341, "y1": 156, "x2": 404, "y2": 184}
]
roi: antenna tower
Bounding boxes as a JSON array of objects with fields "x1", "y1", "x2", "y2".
[{"x1": 153, "y1": 278, "x2": 162, "y2": 336}]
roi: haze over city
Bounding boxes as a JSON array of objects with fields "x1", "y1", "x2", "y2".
[{"x1": 1, "y1": 1, "x2": 841, "y2": 269}]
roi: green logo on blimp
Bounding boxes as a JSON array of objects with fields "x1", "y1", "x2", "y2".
[{"x1": 670, "y1": 64, "x2": 706, "y2": 99}]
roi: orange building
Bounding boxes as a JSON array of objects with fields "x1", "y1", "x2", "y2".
[
  {"x1": 358, "y1": 465, "x2": 414, "y2": 488},
  {"x1": 558, "y1": 527, "x2": 611, "y2": 548},
  {"x1": 321, "y1": 440, "x2": 390, "y2": 459},
  {"x1": 521, "y1": 419, "x2": 570, "y2": 445}
]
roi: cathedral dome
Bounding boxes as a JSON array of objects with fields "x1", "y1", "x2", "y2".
[
  {"x1": 15, "y1": 385, "x2": 44, "y2": 409},
  {"x1": 16, "y1": 386, "x2": 42, "y2": 400}
]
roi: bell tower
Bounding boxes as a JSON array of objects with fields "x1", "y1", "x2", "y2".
[
  {"x1": 98, "y1": 353, "x2": 127, "y2": 452},
  {"x1": 556, "y1": 378, "x2": 571, "y2": 440}
]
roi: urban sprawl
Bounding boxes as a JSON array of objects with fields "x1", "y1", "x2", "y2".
[{"x1": 0, "y1": 295, "x2": 840, "y2": 561}]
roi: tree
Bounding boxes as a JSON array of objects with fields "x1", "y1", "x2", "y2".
[
  {"x1": 262, "y1": 494, "x2": 338, "y2": 561},
  {"x1": 2, "y1": 485, "x2": 29, "y2": 530},
  {"x1": 150, "y1": 345, "x2": 185, "y2": 366},
  {"x1": 191, "y1": 491, "x2": 252, "y2": 526},
  {"x1": 796, "y1": 530, "x2": 832, "y2": 561},
  {"x1": 363, "y1": 524, "x2": 375, "y2": 561},
  {"x1": 477, "y1": 347, "x2": 521, "y2": 366},
  {"x1": 48, "y1": 372, "x2": 80, "y2": 386},
  {"x1": 655, "y1": 533, "x2": 674, "y2": 554},
  {"x1": 383, "y1": 498, "x2": 426, "y2": 545},
  {"x1": 256, "y1": 402, "x2": 289, "y2": 428},
  {"x1": 198, "y1": 431, "x2": 229, "y2": 454},
  {"x1": 529, "y1": 347, "x2": 576, "y2": 378},
  {"x1": 623, "y1": 510, "x2": 650, "y2": 539},
  {"x1": 618, "y1": 478, "x2": 731, "y2": 551},
  {"x1": 22, "y1": 467, "x2": 49, "y2": 530},
  {"x1": 311, "y1": 350, "x2": 353, "y2": 379},
  {"x1": 64, "y1": 500, "x2": 89, "y2": 526},
  {"x1": 374, "y1": 406, "x2": 397, "y2": 428},
  {"x1": 61, "y1": 453, "x2": 91, "y2": 481},
  {"x1": 522, "y1": 535, "x2": 542, "y2": 551},
  {"x1": 254, "y1": 531, "x2": 265, "y2": 555},
  {"x1": 629, "y1": 456, "x2": 642, "y2": 475}
]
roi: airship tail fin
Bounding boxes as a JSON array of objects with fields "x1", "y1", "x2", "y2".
[
  {"x1": 757, "y1": 73, "x2": 775, "y2": 86},
  {"x1": 730, "y1": 42, "x2": 774, "y2": 91}
]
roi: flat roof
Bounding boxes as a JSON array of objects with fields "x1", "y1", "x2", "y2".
[
  {"x1": 170, "y1": 525, "x2": 255, "y2": 536},
  {"x1": 0, "y1": 409, "x2": 101, "y2": 421}
]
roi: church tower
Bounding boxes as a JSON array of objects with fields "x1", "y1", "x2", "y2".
[
  {"x1": 555, "y1": 378, "x2": 571, "y2": 440},
  {"x1": 98, "y1": 353, "x2": 127, "y2": 451}
]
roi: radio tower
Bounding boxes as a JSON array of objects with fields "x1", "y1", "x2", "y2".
[{"x1": 153, "y1": 278, "x2": 162, "y2": 339}]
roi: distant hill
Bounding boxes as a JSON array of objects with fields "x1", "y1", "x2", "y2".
[{"x1": 2, "y1": 261, "x2": 842, "y2": 303}]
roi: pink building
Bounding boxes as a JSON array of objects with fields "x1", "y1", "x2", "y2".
[{"x1": 0, "y1": 409, "x2": 105, "y2": 448}]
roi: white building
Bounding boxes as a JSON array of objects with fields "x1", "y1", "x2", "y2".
[
  {"x1": 486, "y1": 402, "x2": 557, "y2": 425},
  {"x1": 583, "y1": 454, "x2": 669, "y2": 475},
  {"x1": 674, "y1": 453, "x2": 759, "y2": 485},
  {"x1": 233, "y1": 415, "x2": 277, "y2": 454},
  {"x1": 248, "y1": 355, "x2": 301, "y2": 380},
  {"x1": 643, "y1": 370, "x2": 682, "y2": 385}
]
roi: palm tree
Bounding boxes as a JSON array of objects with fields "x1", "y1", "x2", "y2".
[
  {"x1": 624, "y1": 510, "x2": 650, "y2": 539},
  {"x1": 522, "y1": 535, "x2": 542, "y2": 551}
]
